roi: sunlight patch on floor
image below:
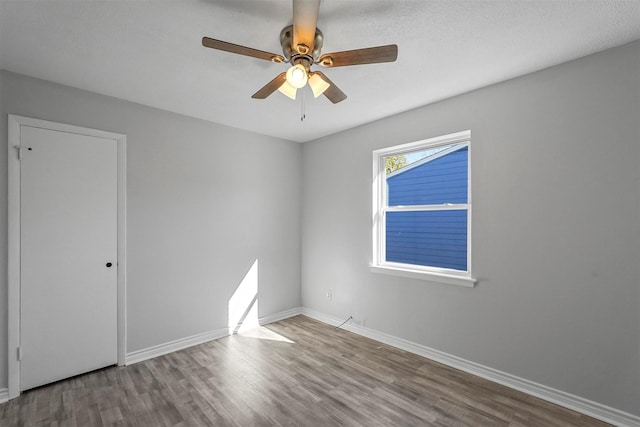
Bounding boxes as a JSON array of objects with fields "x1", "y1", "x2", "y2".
[{"x1": 237, "y1": 326, "x2": 295, "y2": 343}]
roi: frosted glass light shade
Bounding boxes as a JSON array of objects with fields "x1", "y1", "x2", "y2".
[
  {"x1": 308, "y1": 73, "x2": 330, "y2": 98},
  {"x1": 278, "y1": 81, "x2": 297, "y2": 100}
]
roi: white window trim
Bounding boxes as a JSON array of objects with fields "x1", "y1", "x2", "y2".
[{"x1": 371, "y1": 130, "x2": 476, "y2": 287}]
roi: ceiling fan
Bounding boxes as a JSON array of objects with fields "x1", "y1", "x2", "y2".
[{"x1": 202, "y1": 0, "x2": 398, "y2": 104}]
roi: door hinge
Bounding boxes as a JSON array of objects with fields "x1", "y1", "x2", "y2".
[
  {"x1": 17, "y1": 346, "x2": 22, "y2": 361},
  {"x1": 14, "y1": 145, "x2": 22, "y2": 160}
]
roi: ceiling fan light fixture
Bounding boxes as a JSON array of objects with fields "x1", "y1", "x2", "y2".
[
  {"x1": 202, "y1": 1, "x2": 399, "y2": 105},
  {"x1": 278, "y1": 80, "x2": 298, "y2": 100},
  {"x1": 308, "y1": 72, "x2": 330, "y2": 98},
  {"x1": 286, "y1": 64, "x2": 308, "y2": 89}
]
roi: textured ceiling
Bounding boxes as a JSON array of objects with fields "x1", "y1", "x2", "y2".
[{"x1": 1, "y1": 0, "x2": 639, "y2": 142}]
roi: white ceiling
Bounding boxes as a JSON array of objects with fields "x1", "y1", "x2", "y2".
[{"x1": 1, "y1": 1, "x2": 639, "y2": 142}]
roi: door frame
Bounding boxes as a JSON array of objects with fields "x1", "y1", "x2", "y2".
[{"x1": 7, "y1": 114, "x2": 127, "y2": 399}]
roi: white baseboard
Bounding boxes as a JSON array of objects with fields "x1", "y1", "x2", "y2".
[
  {"x1": 126, "y1": 327, "x2": 229, "y2": 365},
  {"x1": 259, "y1": 307, "x2": 302, "y2": 325},
  {"x1": 0, "y1": 388, "x2": 8, "y2": 404},
  {"x1": 301, "y1": 308, "x2": 640, "y2": 427},
  {"x1": 125, "y1": 307, "x2": 303, "y2": 365}
]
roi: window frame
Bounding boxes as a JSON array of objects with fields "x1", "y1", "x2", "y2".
[{"x1": 371, "y1": 130, "x2": 476, "y2": 287}]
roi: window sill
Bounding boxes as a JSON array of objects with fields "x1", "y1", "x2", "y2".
[{"x1": 370, "y1": 264, "x2": 476, "y2": 287}]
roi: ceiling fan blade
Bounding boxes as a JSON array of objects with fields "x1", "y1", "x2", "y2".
[
  {"x1": 318, "y1": 44, "x2": 398, "y2": 67},
  {"x1": 202, "y1": 37, "x2": 285, "y2": 63},
  {"x1": 292, "y1": 0, "x2": 320, "y2": 54},
  {"x1": 314, "y1": 71, "x2": 347, "y2": 104},
  {"x1": 251, "y1": 72, "x2": 287, "y2": 99}
]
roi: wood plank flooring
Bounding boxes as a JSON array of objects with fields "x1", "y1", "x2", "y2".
[{"x1": 1, "y1": 315, "x2": 611, "y2": 426}]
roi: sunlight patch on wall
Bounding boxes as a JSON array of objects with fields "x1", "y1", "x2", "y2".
[
  {"x1": 227, "y1": 259, "x2": 295, "y2": 343},
  {"x1": 228, "y1": 259, "x2": 260, "y2": 335}
]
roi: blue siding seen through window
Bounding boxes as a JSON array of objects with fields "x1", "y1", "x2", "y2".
[
  {"x1": 387, "y1": 147, "x2": 468, "y2": 205},
  {"x1": 385, "y1": 145, "x2": 468, "y2": 271},
  {"x1": 386, "y1": 210, "x2": 467, "y2": 270}
]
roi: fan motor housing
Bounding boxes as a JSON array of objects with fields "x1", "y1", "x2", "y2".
[{"x1": 280, "y1": 25, "x2": 324, "y2": 63}]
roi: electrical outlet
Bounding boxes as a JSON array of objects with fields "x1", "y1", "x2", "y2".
[{"x1": 326, "y1": 289, "x2": 332, "y2": 301}]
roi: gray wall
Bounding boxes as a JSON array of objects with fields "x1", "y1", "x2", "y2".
[
  {"x1": 0, "y1": 70, "x2": 303, "y2": 386},
  {"x1": 1, "y1": 41, "x2": 639, "y2": 417},
  {"x1": 301, "y1": 41, "x2": 640, "y2": 415}
]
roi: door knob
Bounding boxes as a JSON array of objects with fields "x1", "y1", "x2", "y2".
[{"x1": 106, "y1": 262, "x2": 113, "y2": 268}]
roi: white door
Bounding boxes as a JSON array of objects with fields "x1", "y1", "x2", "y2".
[{"x1": 20, "y1": 125, "x2": 118, "y2": 391}]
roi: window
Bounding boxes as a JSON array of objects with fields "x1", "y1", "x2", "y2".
[{"x1": 371, "y1": 130, "x2": 475, "y2": 287}]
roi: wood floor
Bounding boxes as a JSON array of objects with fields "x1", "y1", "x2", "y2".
[{"x1": 1, "y1": 315, "x2": 610, "y2": 426}]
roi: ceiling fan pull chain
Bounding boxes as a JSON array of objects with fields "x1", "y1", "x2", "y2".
[{"x1": 300, "y1": 88, "x2": 306, "y2": 122}]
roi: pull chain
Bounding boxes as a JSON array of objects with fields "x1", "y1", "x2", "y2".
[{"x1": 300, "y1": 88, "x2": 306, "y2": 121}]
